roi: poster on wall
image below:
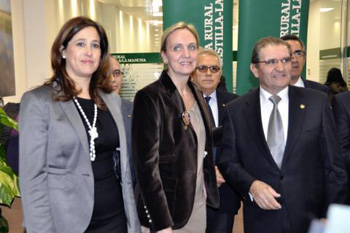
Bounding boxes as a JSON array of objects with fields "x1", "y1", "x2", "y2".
[
  {"x1": 235, "y1": 0, "x2": 310, "y2": 95},
  {"x1": 0, "y1": 0, "x2": 15, "y2": 97},
  {"x1": 112, "y1": 53, "x2": 163, "y2": 101}
]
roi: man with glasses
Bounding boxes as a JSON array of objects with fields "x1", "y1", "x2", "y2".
[
  {"x1": 191, "y1": 49, "x2": 239, "y2": 233},
  {"x1": 218, "y1": 37, "x2": 347, "y2": 233},
  {"x1": 109, "y1": 55, "x2": 136, "y2": 184},
  {"x1": 281, "y1": 34, "x2": 328, "y2": 93}
]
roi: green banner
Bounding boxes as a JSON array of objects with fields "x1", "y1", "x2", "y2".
[
  {"x1": 236, "y1": 0, "x2": 309, "y2": 95},
  {"x1": 163, "y1": 0, "x2": 233, "y2": 92}
]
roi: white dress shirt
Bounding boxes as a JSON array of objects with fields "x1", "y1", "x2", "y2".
[
  {"x1": 293, "y1": 76, "x2": 305, "y2": 88},
  {"x1": 259, "y1": 86, "x2": 289, "y2": 144},
  {"x1": 204, "y1": 90, "x2": 219, "y2": 127}
]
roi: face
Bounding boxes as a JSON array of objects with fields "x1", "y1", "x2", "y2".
[
  {"x1": 61, "y1": 26, "x2": 101, "y2": 81},
  {"x1": 286, "y1": 40, "x2": 305, "y2": 81},
  {"x1": 109, "y1": 57, "x2": 122, "y2": 94},
  {"x1": 192, "y1": 54, "x2": 222, "y2": 95},
  {"x1": 161, "y1": 29, "x2": 198, "y2": 78},
  {"x1": 250, "y1": 44, "x2": 292, "y2": 95}
]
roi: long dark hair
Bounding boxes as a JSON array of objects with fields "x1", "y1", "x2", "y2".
[{"x1": 46, "y1": 16, "x2": 112, "y2": 108}]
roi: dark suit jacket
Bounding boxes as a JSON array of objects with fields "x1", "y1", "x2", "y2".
[
  {"x1": 302, "y1": 78, "x2": 329, "y2": 93},
  {"x1": 332, "y1": 92, "x2": 350, "y2": 204},
  {"x1": 132, "y1": 70, "x2": 219, "y2": 231},
  {"x1": 121, "y1": 99, "x2": 136, "y2": 185},
  {"x1": 218, "y1": 86, "x2": 347, "y2": 233},
  {"x1": 211, "y1": 90, "x2": 241, "y2": 214}
]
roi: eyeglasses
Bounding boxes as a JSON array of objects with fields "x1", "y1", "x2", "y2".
[
  {"x1": 292, "y1": 50, "x2": 305, "y2": 57},
  {"x1": 257, "y1": 57, "x2": 291, "y2": 67},
  {"x1": 112, "y1": 70, "x2": 124, "y2": 78},
  {"x1": 196, "y1": 65, "x2": 221, "y2": 73}
]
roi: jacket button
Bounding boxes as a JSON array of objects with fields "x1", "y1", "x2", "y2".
[{"x1": 280, "y1": 175, "x2": 284, "y2": 180}]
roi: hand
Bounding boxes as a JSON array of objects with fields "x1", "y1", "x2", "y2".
[
  {"x1": 156, "y1": 227, "x2": 173, "y2": 233},
  {"x1": 249, "y1": 180, "x2": 281, "y2": 210},
  {"x1": 215, "y1": 166, "x2": 226, "y2": 187},
  {"x1": 319, "y1": 218, "x2": 327, "y2": 225}
]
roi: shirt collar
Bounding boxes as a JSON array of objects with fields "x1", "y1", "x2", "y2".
[
  {"x1": 203, "y1": 90, "x2": 217, "y2": 102},
  {"x1": 293, "y1": 77, "x2": 305, "y2": 88},
  {"x1": 260, "y1": 86, "x2": 289, "y2": 103}
]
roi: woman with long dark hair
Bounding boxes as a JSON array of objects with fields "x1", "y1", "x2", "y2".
[{"x1": 19, "y1": 17, "x2": 140, "y2": 233}]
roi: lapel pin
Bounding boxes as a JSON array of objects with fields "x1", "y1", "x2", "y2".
[
  {"x1": 222, "y1": 104, "x2": 226, "y2": 107},
  {"x1": 300, "y1": 104, "x2": 305, "y2": 109}
]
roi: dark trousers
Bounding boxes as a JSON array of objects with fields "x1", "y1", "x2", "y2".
[{"x1": 206, "y1": 207, "x2": 235, "y2": 233}]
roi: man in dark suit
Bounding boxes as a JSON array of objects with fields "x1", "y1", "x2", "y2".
[
  {"x1": 218, "y1": 37, "x2": 347, "y2": 233},
  {"x1": 109, "y1": 55, "x2": 135, "y2": 184},
  {"x1": 281, "y1": 35, "x2": 328, "y2": 93},
  {"x1": 332, "y1": 92, "x2": 350, "y2": 204},
  {"x1": 192, "y1": 49, "x2": 240, "y2": 233}
]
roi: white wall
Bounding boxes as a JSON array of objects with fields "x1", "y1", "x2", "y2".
[
  {"x1": 306, "y1": 0, "x2": 321, "y2": 82},
  {"x1": 5, "y1": 0, "x2": 26, "y2": 103},
  {"x1": 4, "y1": 0, "x2": 159, "y2": 104}
]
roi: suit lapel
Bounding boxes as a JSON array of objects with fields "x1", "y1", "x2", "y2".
[
  {"x1": 59, "y1": 100, "x2": 89, "y2": 156},
  {"x1": 282, "y1": 86, "x2": 306, "y2": 167},
  {"x1": 244, "y1": 89, "x2": 279, "y2": 166}
]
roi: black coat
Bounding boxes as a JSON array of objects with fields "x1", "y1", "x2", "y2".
[
  {"x1": 211, "y1": 90, "x2": 241, "y2": 214},
  {"x1": 218, "y1": 86, "x2": 347, "y2": 233},
  {"x1": 132, "y1": 70, "x2": 219, "y2": 231},
  {"x1": 332, "y1": 91, "x2": 350, "y2": 204}
]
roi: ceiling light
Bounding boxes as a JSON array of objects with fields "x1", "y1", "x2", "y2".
[{"x1": 320, "y1": 8, "x2": 334, "y2": 12}]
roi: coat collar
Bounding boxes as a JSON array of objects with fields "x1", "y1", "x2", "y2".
[
  {"x1": 59, "y1": 99, "x2": 90, "y2": 156},
  {"x1": 242, "y1": 88, "x2": 277, "y2": 166},
  {"x1": 282, "y1": 86, "x2": 306, "y2": 166},
  {"x1": 243, "y1": 86, "x2": 307, "y2": 170},
  {"x1": 58, "y1": 90, "x2": 125, "y2": 161},
  {"x1": 159, "y1": 70, "x2": 214, "y2": 156}
]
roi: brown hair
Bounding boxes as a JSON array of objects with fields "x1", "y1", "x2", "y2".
[
  {"x1": 45, "y1": 16, "x2": 111, "y2": 108},
  {"x1": 281, "y1": 34, "x2": 305, "y2": 53},
  {"x1": 251, "y1": 37, "x2": 292, "y2": 66},
  {"x1": 160, "y1": 21, "x2": 199, "y2": 53}
]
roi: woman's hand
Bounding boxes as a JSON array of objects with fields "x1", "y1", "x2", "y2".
[{"x1": 156, "y1": 227, "x2": 173, "y2": 233}]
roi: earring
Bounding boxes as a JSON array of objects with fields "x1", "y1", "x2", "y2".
[{"x1": 62, "y1": 55, "x2": 66, "y2": 59}]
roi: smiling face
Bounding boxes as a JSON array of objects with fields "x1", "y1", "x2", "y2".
[
  {"x1": 61, "y1": 26, "x2": 101, "y2": 81},
  {"x1": 251, "y1": 44, "x2": 292, "y2": 95},
  {"x1": 192, "y1": 54, "x2": 222, "y2": 95},
  {"x1": 286, "y1": 39, "x2": 305, "y2": 82},
  {"x1": 161, "y1": 28, "x2": 198, "y2": 79}
]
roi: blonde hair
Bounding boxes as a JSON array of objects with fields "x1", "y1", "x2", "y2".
[{"x1": 161, "y1": 21, "x2": 199, "y2": 52}]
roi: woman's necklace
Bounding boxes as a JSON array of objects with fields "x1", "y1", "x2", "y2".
[{"x1": 73, "y1": 97, "x2": 98, "y2": 161}]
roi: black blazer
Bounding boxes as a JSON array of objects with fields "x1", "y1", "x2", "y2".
[
  {"x1": 218, "y1": 86, "x2": 347, "y2": 233},
  {"x1": 132, "y1": 70, "x2": 219, "y2": 231},
  {"x1": 212, "y1": 89, "x2": 241, "y2": 214},
  {"x1": 332, "y1": 91, "x2": 350, "y2": 204},
  {"x1": 302, "y1": 78, "x2": 329, "y2": 93}
]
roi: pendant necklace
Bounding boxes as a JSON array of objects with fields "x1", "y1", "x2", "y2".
[{"x1": 73, "y1": 97, "x2": 98, "y2": 161}]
